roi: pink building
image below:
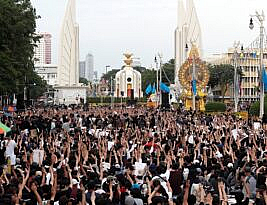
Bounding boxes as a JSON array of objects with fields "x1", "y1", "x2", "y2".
[{"x1": 34, "y1": 32, "x2": 52, "y2": 64}]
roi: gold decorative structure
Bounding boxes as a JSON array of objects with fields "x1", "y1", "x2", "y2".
[
  {"x1": 178, "y1": 45, "x2": 209, "y2": 111},
  {"x1": 123, "y1": 53, "x2": 133, "y2": 66}
]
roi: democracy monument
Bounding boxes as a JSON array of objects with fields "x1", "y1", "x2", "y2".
[{"x1": 115, "y1": 54, "x2": 142, "y2": 99}]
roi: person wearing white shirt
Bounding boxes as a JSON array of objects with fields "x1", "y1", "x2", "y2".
[{"x1": 4, "y1": 136, "x2": 17, "y2": 166}]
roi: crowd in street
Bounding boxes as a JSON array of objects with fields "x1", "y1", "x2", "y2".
[{"x1": 0, "y1": 105, "x2": 266, "y2": 205}]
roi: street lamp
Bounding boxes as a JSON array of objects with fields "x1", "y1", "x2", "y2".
[
  {"x1": 154, "y1": 56, "x2": 159, "y2": 107},
  {"x1": 110, "y1": 76, "x2": 114, "y2": 108},
  {"x1": 233, "y1": 42, "x2": 243, "y2": 112},
  {"x1": 249, "y1": 18, "x2": 254, "y2": 30},
  {"x1": 105, "y1": 65, "x2": 111, "y2": 75},
  {"x1": 249, "y1": 11, "x2": 265, "y2": 119},
  {"x1": 158, "y1": 53, "x2": 163, "y2": 107},
  {"x1": 192, "y1": 47, "x2": 196, "y2": 111}
]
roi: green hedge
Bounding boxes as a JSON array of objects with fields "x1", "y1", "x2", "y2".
[
  {"x1": 249, "y1": 96, "x2": 267, "y2": 116},
  {"x1": 87, "y1": 97, "x2": 147, "y2": 104},
  {"x1": 205, "y1": 102, "x2": 226, "y2": 112}
]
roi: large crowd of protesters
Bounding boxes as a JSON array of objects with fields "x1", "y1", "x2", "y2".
[{"x1": 0, "y1": 104, "x2": 266, "y2": 205}]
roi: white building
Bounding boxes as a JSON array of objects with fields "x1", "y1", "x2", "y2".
[
  {"x1": 85, "y1": 53, "x2": 94, "y2": 82},
  {"x1": 175, "y1": 0, "x2": 202, "y2": 89},
  {"x1": 34, "y1": 64, "x2": 58, "y2": 86},
  {"x1": 208, "y1": 49, "x2": 267, "y2": 102},
  {"x1": 57, "y1": 0, "x2": 79, "y2": 86},
  {"x1": 93, "y1": 71, "x2": 98, "y2": 81},
  {"x1": 33, "y1": 33, "x2": 52, "y2": 65},
  {"x1": 115, "y1": 54, "x2": 142, "y2": 98}
]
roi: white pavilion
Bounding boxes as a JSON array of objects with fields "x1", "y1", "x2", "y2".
[{"x1": 115, "y1": 54, "x2": 142, "y2": 98}]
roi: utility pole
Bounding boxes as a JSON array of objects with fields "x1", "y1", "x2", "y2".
[
  {"x1": 155, "y1": 56, "x2": 159, "y2": 107},
  {"x1": 24, "y1": 75, "x2": 27, "y2": 112},
  {"x1": 111, "y1": 77, "x2": 113, "y2": 108},
  {"x1": 192, "y1": 52, "x2": 196, "y2": 111},
  {"x1": 259, "y1": 14, "x2": 264, "y2": 119},
  {"x1": 249, "y1": 11, "x2": 265, "y2": 119},
  {"x1": 106, "y1": 65, "x2": 110, "y2": 75},
  {"x1": 233, "y1": 42, "x2": 240, "y2": 113},
  {"x1": 158, "y1": 53, "x2": 163, "y2": 107}
]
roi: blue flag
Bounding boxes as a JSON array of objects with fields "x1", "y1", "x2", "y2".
[
  {"x1": 253, "y1": 52, "x2": 257, "y2": 58},
  {"x1": 160, "y1": 82, "x2": 170, "y2": 93},
  {"x1": 145, "y1": 84, "x2": 152, "y2": 95},
  {"x1": 262, "y1": 65, "x2": 267, "y2": 91},
  {"x1": 192, "y1": 79, "x2": 197, "y2": 95}
]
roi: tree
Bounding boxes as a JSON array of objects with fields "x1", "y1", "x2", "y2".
[
  {"x1": 133, "y1": 66, "x2": 146, "y2": 73},
  {"x1": 102, "y1": 69, "x2": 120, "y2": 81},
  {"x1": 208, "y1": 64, "x2": 242, "y2": 101},
  {"x1": 249, "y1": 95, "x2": 267, "y2": 116},
  {"x1": 141, "y1": 69, "x2": 157, "y2": 93},
  {"x1": 79, "y1": 77, "x2": 88, "y2": 86},
  {"x1": 161, "y1": 59, "x2": 175, "y2": 85},
  {"x1": 0, "y1": 0, "x2": 45, "y2": 107}
]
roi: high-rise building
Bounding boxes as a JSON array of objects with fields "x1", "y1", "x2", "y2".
[
  {"x1": 85, "y1": 53, "x2": 94, "y2": 82},
  {"x1": 57, "y1": 0, "x2": 79, "y2": 86},
  {"x1": 175, "y1": 0, "x2": 202, "y2": 88},
  {"x1": 79, "y1": 61, "x2": 85, "y2": 78},
  {"x1": 33, "y1": 33, "x2": 52, "y2": 65},
  {"x1": 93, "y1": 71, "x2": 98, "y2": 81}
]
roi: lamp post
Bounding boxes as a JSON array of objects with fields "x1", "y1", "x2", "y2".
[
  {"x1": 17, "y1": 75, "x2": 36, "y2": 110},
  {"x1": 154, "y1": 56, "x2": 159, "y2": 107},
  {"x1": 110, "y1": 76, "x2": 113, "y2": 108},
  {"x1": 192, "y1": 50, "x2": 196, "y2": 111},
  {"x1": 158, "y1": 53, "x2": 163, "y2": 107},
  {"x1": 249, "y1": 11, "x2": 265, "y2": 119},
  {"x1": 105, "y1": 65, "x2": 111, "y2": 75},
  {"x1": 233, "y1": 42, "x2": 243, "y2": 112}
]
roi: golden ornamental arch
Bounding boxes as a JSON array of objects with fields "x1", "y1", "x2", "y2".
[{"x1": 178, "y1": 45, "x2": 209, "y2": 111}]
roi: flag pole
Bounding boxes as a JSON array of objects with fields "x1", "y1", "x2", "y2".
[
  {"x1": 158, "y1": 53, "x2": 163, "y2": 107},
  {"x1": 155, "y1": 56, "x2": 159, "y2": 107}
]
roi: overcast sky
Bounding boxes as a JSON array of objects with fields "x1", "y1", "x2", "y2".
[{"x1": 31, "y1": 0, "x2": 267, "y2": 76}]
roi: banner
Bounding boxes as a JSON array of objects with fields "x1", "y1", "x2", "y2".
[
  {"x1": 262, "y1": 65, "x2": 267, "y2": 91},
  {"x1": 192, "y1": 79, "x2": 197, "y2": 95}
]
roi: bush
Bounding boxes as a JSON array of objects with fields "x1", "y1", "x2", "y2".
[
  {"x1": 249, "y1": 96, "x2": 267, "y2": 116},
  {"x1": 249, "y1": 101, "x2": 260, "y2": 116},
  {"x1": 205, "y1": 102, "x2": 226, "y2": 112}
]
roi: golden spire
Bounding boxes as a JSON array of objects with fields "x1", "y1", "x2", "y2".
[
  {"x1": 123, "y1": 53, "x2": 133, "y2": 66},
  {"x1": 189, "y1": 44, "x2": 199, "y2": 58}
]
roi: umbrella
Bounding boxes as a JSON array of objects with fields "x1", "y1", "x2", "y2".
[{"x1": 0, "y1": 122, "x2": 11, "y2": 134}]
